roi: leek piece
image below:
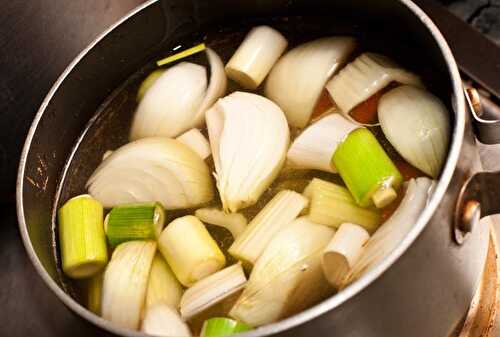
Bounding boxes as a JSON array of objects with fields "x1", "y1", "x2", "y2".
[
  {"x1": 102, "y1": 240, "x2": 157, "y2": 330},
  {"x1": 137, "y1": 69, "x2": 165, "y2": 101},
  {"x1": 58, "y1": 194, "x2": 108, "y2": 279},
  {"x1": 104, "y1": 202, "x2": 165, "y2": 247},
  {"x1": 86, "y1": 272, "x2": 103, "y2": 315},
  {"x1": 229, "y1": 217, "x2": 334, "y2": 326},
  {"x1": 201, "y1": 318, "x2": 252, "y2": 337},
  {"x1": 195, "y1": 208, "x2": 247, "y2": 239},
  {"x1": 157, "y1": 43, "x2": 206, "y2": 66},
  {"x1": 159, "y1": 216, "x2": 226, "y2": 287},
  {"x1": 304, "y1": 178, "x2": 381, "y2": 233},
  {"x1": 321, "y1": 223, "x2": 369, "y2": 289},
  {"x1": 229, "y1": 190, "x2": 309, "y2": 266},
  {"x1": 332, "y1": 128, "x2": 402, "y2": 208},
  {"x1": 146, "y1": 253, "x2": 184, "y2": 309},
  {"x1": 141, "y1": 304, "x2": 192, "y2": 337},
  {"x1": 176, "y1": 128, "x2": 211, "y2": 160},
  {"x1": 180, "y1": 263, "x2": 247, "y2": 320},
  {"x1": 225, "y1": 25, "x2": 288, "y2": 89}
]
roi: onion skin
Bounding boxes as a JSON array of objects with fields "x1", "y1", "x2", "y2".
[{"x1": 378, "y1": 85, "x2": 450, "y2": 178}]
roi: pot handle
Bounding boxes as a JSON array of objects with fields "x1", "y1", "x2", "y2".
[{"x1": 455, "y1": 88, "x2": 500, "y2": 244}]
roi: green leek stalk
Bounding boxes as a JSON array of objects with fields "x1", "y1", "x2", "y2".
[
  {"x1": 58, "y1": 194, "x2": 108, "y2": 279},
  {"x1": 332, "y1": 128, "x2": 402, "y2": 208},
  {"x1": 104, "y1": 202, "x2": 165, "y2": 247},
  {"x1": 87, "y1": 272, "x2": 103, "y2": 315},
  {"x1": 102, "y1": 240, "x2": 157, "y2": 330},
  {"x1": 159, "y1": 215, "x2": 226, "y2": 287},
  {"x1": 201, "y1": 318, "x2": 252, "y2": 337},
  {"x1": 303, "y1": 178, "x2": 381, "y2": 233},
  {"x1": 146, "y1": 253, "x2": 184, "y2": 309}
]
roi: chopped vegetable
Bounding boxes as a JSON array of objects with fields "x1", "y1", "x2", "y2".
[
  {"x1": 137, "y1": 69, "x2": 165, "y2": 101},
  {"x1": 287, "y1": 113, "x2": 360, "y2": 173},
  {"x1": 325, "y1": 53, "x2": 422, "y2": 119},
  {"x1": 332, "y1": 128, "x2": 403, "y2": 208},
  {"x1": 104, "y1": 202, "x2": 165, "y2": 247},
  {"x1": 87, "y1": 137, "x2": 213, "y2": 209},
  {"x1": 177, "y1": 128, "x2": 212, "y2": 160},
  {"x1": 180, "y1": 264, "x2": 247, "y2": 320},
  {"x1": 206, "y1": 92, "x2": 290, "y2": 212},
  {"x1": 311, "y1": 89, "x2": 335, "y2": 121},
  {"x1": 102, "y1": 240, "x2": 156, "y2": 330},
  {"x1": 58, "y1": 194, "x2": 108, "y2": 279},
  {"x1": 265, "y1": 37, "x2": 356, "y2": 128},
  {"x1": 195, "y1": 208, "x2": 248, "y2": 239},
  {"x1": 378, "y1": 85, "x2": 450, "y2": 178},
  {"x1": 141, "y1": 304, "x2": 192, "y2": 337},
  {"x1": 131, "y1": 48, "x2": 226, "y2": 139},
  {"x1": 226, "y1": 25, "x2": 288, "y2": 89},
  {"x1": 346, "y1": 177, "x2": 434, "y2": 284},
  {"x1": 201, "y1": 318, "x2": 252, "y2": 337},
  {"x1": 86, "y1": 272, "x2": 103, "y2": 315},
  {"x1": 229, "y1": 190, "x2": 309, "y2": 266},
  {"x1": 321, "y1": 223, "x2": 369, "y2": 289},
  {"x1": 146, "y1": 253, "x2": 184, "y2": 309},
  {"x1": 303, "y1": 178, "x2": 381, "y2": 233},
  {"x1": 159, "y1": 216, "x2": 226, "y2": 287},
  {"x1": 229, "y1": 217, "x2": 334, "y2": 326},
  {"x1": 157, "y1": 43, "x2": 206, "y2": 66}
]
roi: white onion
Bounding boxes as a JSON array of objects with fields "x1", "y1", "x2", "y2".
[
  {"x1": 345, "y1": 177, "x2": 434, "y2": 284},
  {"x1": 206, "y1": 91, "x2": 290, "y2": 212},
  {"x1": 378, "y1": 85, "x2": 450, "y2": 178},
  {"x1": 176, "y1": 128, "x2": 211, "y2": 160},
  {"x1": 287, "y1": 113, "x2": 360, "y2": 173},
  {"x1": 195, "y1": 208, "x2": 247, "y2": 239},
  {"x1": 326, "y1": 53, "x2": 422, "y2": 116},
  {"x1": 141, "y1": 304, "x2": 191, "y2": 337},
  {"x1": 225, "y1": 25, "x2": 288, "y2": 89},
  {"x1": 130, "y1": 49, "x2": 226, "y2": 140},
  {"x1": 265, "y1": 37, "x2": 356, "y2": 128},
  {"x1": 86, "y1": 137, "x2": 213, "y2": 209}
]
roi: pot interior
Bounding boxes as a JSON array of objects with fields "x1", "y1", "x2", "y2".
[{"x1": 18, "y1": 0, "x2": 457, "y2": 334}]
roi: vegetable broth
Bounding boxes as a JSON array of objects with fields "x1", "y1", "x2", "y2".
[{"x1": 54, "y1": 14, "x2": 450, "y2": 331}]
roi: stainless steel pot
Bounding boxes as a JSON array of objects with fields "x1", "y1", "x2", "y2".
[{"x1": 16, "y1": 0, "x2": 497, "y2": 336}]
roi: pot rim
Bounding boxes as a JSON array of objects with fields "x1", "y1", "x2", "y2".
[{"x1": 16, "y1": 0, "x2": 465, "y2": 336}]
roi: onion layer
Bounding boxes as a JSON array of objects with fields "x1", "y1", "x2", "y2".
[
  {"x1": 206, "y1": 92, "x2": 290, "y2": 212},
  {"x1": 86, "y1": 137, "x2": 213, "y2": 209},
  {"x1": 378, "y1": 85, "x2": 450, "y2": 178},
  {"x1": 265, "y1": 37, "x2": 356, "y2": 128}
]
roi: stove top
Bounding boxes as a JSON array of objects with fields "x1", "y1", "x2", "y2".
[{"x1": 1, "y1": 1, "x2": 498, "y2": 336}]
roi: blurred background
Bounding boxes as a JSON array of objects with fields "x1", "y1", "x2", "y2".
[{"x1": 0, "y1": 0, "x2": 498, "y2": 336}]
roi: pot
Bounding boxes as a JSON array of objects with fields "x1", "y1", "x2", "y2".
[{"x1": 15, "y1": 0, "x2": 497, "y2": 336}]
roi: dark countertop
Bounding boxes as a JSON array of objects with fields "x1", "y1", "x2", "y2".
[{"x1": 0, "y1": 1, "x2": 498, "y2": 337}]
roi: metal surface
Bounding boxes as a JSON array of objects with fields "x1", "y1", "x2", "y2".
[
  {"x1": 465, "y1": 87, "x2": 500, "y2": 145},
  {"x1": 15, "y1": 0, "x2": 490, "y2": 337}
]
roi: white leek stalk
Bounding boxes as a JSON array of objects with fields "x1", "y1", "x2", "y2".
[
  {"x1": 229, "y1": 217, "x2": 334, "y2": 326},
  {"x1": 225, "y1": 25, "x2": 288, "y2": 89},
  {"x1": 326, "y1": 53, "x2": 422, "y2": 115},
  {"x1": 58, "y1": 195, "x2": 108, "y2": 279},
  {"x1": 180, "y1": 263, "x2": 247, "y2": 320},
  {"x1": 345, "y1": 177, "x2": 434, "y2": 284},
  {"x1": 102, "y1": 240, "x2": 157, "y2": 330},
  {"x1": 378, "y1": 85, "x2": 450, "y2": 178},
  {"x1": 146, "y1": 253, "x2": 184, "y2": 309},
  {"x1": 130, "y1": 48, "x2": 226, "y2": 139},
  {"x1": 287, "y1": 113, "x2": 360, "y2": 173},
  {"x1": 303, "y1": 178, "x2": 381, "y2": 233},
  {"x1": 206, "y1": 92, "x2": 289, "y2": 212},
  {"x1": 86, "y1": 137, "x2": 213, "y2": 209},
  {"x1": 195, "y1": 208, "x2": 247, "y2": 239},
  {"x1": 158, "y1": 216, "x2": 226, "y2": 287},
  {"x1": 321, "y1": 223, "x2": 369, "y2": 289},
  {"x1": 176, "y1": 128, "x2": 211, "y2": 160},
  {"x1": 141, "y1": 304, "x2": 191, "y2": 337},
  {"x1": 229, "y1": 190, "x2": 308, "y2": 265},
  {"x1": 265, "y1": 37, "x2": 356, "y2": 128}
]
